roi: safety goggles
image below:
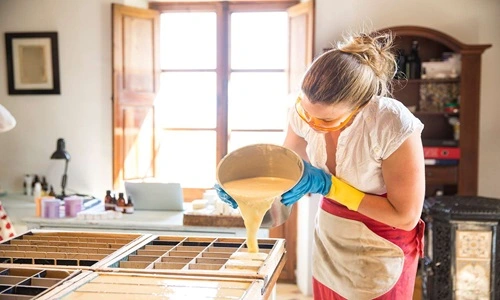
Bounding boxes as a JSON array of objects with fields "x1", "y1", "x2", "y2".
[{"x1": 295, "y1": 96, "x2": 362, "y2": 132}]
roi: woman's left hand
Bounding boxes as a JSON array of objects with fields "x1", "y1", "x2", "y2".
[{"x1": 213, "y1": 184, "x2": 238, "y2": 209}]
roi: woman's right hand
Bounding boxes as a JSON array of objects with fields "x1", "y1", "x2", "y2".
[
  {"x1": 281, "y1": 160, "x2": 365, "y2": 211},
  {"x1": 213, "y1": 184, "x2": 238, "y2": 209},
  {"x1": 281, "y1": 160, "x2": 332, "y2": 206}
]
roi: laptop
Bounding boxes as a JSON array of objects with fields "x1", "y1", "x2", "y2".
[{"x1": 124, "y1": 181, "x2": 184, "y2": 211}]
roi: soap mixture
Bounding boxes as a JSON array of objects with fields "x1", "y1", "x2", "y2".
[{"x1": 222, "y1": 177, "x2": 296, "y2": 253}]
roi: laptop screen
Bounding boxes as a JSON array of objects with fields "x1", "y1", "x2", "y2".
[{"x1": 124, "y1": 182, "x2": 184, "y2": 211}]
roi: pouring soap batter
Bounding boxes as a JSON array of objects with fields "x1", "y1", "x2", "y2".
[{"x1": 222, "y1": 176, "x2": 296, "y2": 253}]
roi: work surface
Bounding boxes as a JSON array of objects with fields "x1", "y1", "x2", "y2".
[
  {"x1": 0, "y1": 194, "x2": 268, "y2": 238},
  {"x1": 0, "y1": 229, "x2": 285, "y2": 299}
]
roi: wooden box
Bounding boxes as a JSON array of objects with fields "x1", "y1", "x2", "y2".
[
  {"x1": 0, "y1": 230, "x2": 148, "y2": 269},
  {"x1": 38, "y1": 271, "x2": 265, "y2": 299},
  {"x1": 0, "y1": 265, "x2": 81, "y2": 299},
  {"x1": 97, "y1": 235, "x2": 286, "y2": 294},
  {"x1": 0, "y1": 231, "x2": 286, "y2": 299}
]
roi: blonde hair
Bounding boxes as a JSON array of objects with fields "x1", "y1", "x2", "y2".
[{"x1": 301, "y1": 31, "x2": 396, "y2": 108}]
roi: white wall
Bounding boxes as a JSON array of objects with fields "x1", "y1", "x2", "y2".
[
  {"x1": 124, "y1": 0, "x2": 147, "y2": 8},
  {"x1": 314, "y1": 0, "x2": 500, "y2": 198},
  {"x1": 0, "y1": 0, "x2": 114, "y2": 198},
  {"x1": 0, "y1": 0, "x2": 145, "y2": 198}
]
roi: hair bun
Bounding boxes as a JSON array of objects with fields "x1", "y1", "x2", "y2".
[{"x1": 338, "y1": 31, "x2": 396, "y2": 81}]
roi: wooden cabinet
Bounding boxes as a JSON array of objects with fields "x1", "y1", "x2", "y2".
[
  {"x1": 380, "y1": 26, "x2": 491, "y2": 197},
  {"x1": 424, "y1": 165, "x2": 458, "y2": 186}
]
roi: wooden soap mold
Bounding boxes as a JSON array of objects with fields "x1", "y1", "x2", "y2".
[
  {"x1": 0, "y1": 265, "x2": 80, "y2": 300},
  {"x1": 0, "y1": 230, "x2": 150, "y2": 269},
  {"x1": 37, "y1": 271, "x2": 265, "y2": 300},
  {"x1": 98, "y1": 235, "x2": 286, "y2": 289}
]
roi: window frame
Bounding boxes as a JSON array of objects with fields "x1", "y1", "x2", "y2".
[{"x1": 150, "y1": 1, "x2": 299, "y2": 200}]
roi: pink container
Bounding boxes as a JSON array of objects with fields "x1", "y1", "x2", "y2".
[
  {"x1": 41, "y1": 198, "x2": 61, "y2": 218},
  {"x1": 64, "y1": 196, "x2": 83, "y2": 218}
]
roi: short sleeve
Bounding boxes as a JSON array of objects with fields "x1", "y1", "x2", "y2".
[{"x1": 375, "y1": 100, "x2": 424, "y2": 160}]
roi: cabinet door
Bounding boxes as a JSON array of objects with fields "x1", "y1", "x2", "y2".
[
  {"x1": 112, "y1": 4, "x2": 160, "y2": 189},
  {"x1": 425, "y1": 166, "x2": 458, "y2": 185}
]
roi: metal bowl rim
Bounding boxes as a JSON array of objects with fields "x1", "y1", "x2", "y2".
[{"x1": 215, "y1": 143, "x2": 304, "y2": 194}]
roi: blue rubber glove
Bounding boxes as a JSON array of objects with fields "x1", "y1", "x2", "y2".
[
  {"x1": 281, "y1": 160, "x2": 366, "y2": 211},
  {"x1": 213, "y1": 184, "x2": 238, "y2": 209},
  {"x1": 281, "y1": 161, "x2": 332, "y2": 206}
]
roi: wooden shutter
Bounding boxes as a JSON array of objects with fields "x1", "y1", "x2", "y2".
[
  {"x1": 269, "y1": 0, "x2": 314, "y2": 283},
  {"x1": 112, "y1": 4, "x2": 160, "y2": 189},
  {"x1": 286, "y1": 0, "x2": 314, "y2": 95}
]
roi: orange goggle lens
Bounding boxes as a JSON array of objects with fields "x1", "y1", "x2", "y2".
[{"x1": 294, "y1": 97, "x2": 360, "y2": 132}]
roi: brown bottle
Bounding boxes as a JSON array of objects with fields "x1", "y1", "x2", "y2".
[
  {"x1": 41, "y1": 177, "x2": 49, "y2": 193},
  {"x1": 125, "y1": 196, "x2": 134, "y2": 214},
  {"x1": 48, "y1": 185, "x2": 56, "y2": 197},
  {"x1": 104, "y1": 190, "x2": 115, "y2": 211},
  {"x1": 115, "y1": 192, "x2": 126, "y2": 213}
]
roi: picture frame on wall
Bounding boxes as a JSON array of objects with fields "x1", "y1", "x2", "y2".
[{"x1": 4, "y1": 32, "x2": 60, "y2": 95}]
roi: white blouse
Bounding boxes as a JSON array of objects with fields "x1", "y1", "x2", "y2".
[{"x1": 289, "y1": 96, "x2": 424, "y2": 195}]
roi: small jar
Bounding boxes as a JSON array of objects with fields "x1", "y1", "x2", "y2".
[
  {"x1": 64, "y1": 196, "x2": 83, "y2": 218},
  {"x1": 125, "y1": 196, "x2": 134, "y2": 214},
  {"x1": 115, "y1": 192, "x2": 126, "y2": 213}
]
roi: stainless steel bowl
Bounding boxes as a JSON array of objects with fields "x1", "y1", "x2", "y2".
[{"x1": 216, "y1": 144, "x2": 304, "y2": 228}]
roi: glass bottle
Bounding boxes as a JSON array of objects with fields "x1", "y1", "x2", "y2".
[
  {"x1": 32, "y1": 175, "x2": 40, "y2": 191},
  {"x1": 115, "y1": 192, "x2": 126, "y2": 213},
  {"x1": 406, "y1": 40, "x2": 421, "y2": 79},
  {"x1": 125, "y1": 196, "x2": 134, "y2": 214},
  {"x1": 41, "y1": 176, "x2": 49, "y2": 193},
  {"x1": 24, "y1": 174, "x2": 33, "y2": 196},
  {"x1": 48, "y1": 185, "x2": 56, "y2": 197},
  {"x1": 30, "y1": 175, "x2": 40, "y2": 195},
  {"x1": 104, "y1": 190, "x2": 115, "y2": 211},
  {"x1": 395, "y1": 49, "x2": 407, "y2": 79}
]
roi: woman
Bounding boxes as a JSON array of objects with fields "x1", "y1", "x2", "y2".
[{"x1": 217, "y1": 31, "x2": 425, "y2": 299}]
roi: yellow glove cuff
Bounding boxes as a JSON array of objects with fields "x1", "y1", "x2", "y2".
[{"x1": 325, "y1": 176, "x2": 365, "y2": 211}]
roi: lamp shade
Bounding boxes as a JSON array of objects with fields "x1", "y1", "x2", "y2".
[
  {"x1": 51, "y1": 138, "x2": 71, "y2": 160},
  {"x1": 0, "y1": 104, "x2": 16, "y2": 133}
]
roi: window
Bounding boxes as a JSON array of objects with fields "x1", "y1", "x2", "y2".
[{"x1": 152, "y1": 2, "x2": 297, "y2": 190}]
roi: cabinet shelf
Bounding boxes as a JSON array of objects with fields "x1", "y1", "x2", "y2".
[
  {"x1": 422, "y1": 139, "x2": 459, "y2": 147},
  {"x1": 394, "y1": 78, "x2": 460, "y2": 84},
  {"x1": 414, "y1": 111, "x2": 459, "y2": 117}
]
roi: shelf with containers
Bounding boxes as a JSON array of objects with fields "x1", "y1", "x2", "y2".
[{"x1": 380, "y1": 25, "x2": 491, "y2": 197}]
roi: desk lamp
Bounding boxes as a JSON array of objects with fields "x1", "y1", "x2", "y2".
[{"x1": 50, "y1": 138, "x2": 70, "y2": 198}]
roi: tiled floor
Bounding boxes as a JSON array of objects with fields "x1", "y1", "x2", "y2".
[
  {"x1": 276, "y1": 278, "x2": 423, "y2": 300},
  {"x1": 276, "y1": 283, "x2": 313, "y2": 300}
]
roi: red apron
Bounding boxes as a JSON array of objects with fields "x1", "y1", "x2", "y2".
[{"x1": 313, "y1": 197, "x2": 424, "y2": 300}]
